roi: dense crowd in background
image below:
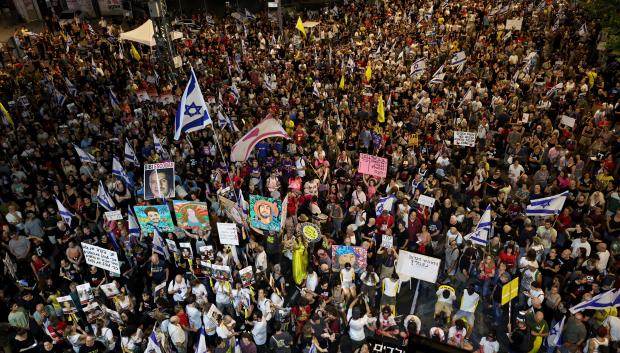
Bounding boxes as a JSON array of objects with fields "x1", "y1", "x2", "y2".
[{"x1": 0, "y1": 0, "x2": 619, "y2": 352}]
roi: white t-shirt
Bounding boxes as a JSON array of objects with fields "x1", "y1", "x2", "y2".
[
  {"x1": 168, "y1": 323, "x2": 186, "y2": 346},
  {"x1": 251, "y1": 318, "x2": 268, "y2": 345},
  {"x1": 596, "y1": 250, "x2": 610, "y2": 272},
  {"x1": 604, "y1": 315, "x2": 620, "y2": 342},
  {"x1": 346, "y1": 309, "x2": 376, "y2": 341},
  {"x1": 306, "y1": 272, "x2": 319, "y2": 292},
  {"x1": 167, "y1": 279, "x2": 189, "y2": 302},
  {"x1": 192, "y1": 283, "x2": 209, "y2": 302},
  {"x1": 571, "y1": 239, "x2": 591, "y2": 258},
  {"x1": 459, "y1": 291, "x2": 480, "y2": 313},
  {"x1": 214, "y1": 282, "x2": 231, "y2": 305},
  {"x1": 382, "y1": 278, "x2": 399, "y2": 297},
  {"x1": 341, "y1": 268, "x2": 355, "y2": 283},
  {"x1": 403, "y1": 315, "x2": 421, "y2": 334},
  {"x1": 479, "y1": 337, "x2": 500, "y2": 353},
  {"x1": 448, "y1": 326, "x2": 467, "y2": 345},
  {"x1": 436, "y1": 288, "x2": 456, "y2": 304}
]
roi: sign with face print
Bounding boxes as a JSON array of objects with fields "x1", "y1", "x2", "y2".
[{"x1": 144, "y1": 162, "x2": 176, "y2": 200}]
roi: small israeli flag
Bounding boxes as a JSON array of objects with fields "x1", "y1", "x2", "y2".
[
  {"x1": 465, "y1": 205, "x2": 492, "y2": 245},
  {"x1": 112, "y1": 156, "x2": 131, "y2": 187},
  {"x1": 450, "y1": 51, "x2": 467, "y2": 73},
  {"x1": 73, "y1": 145, "x2": 96, "y2": 164},
  {"x1": 55, "y1": 197, "x2": 74, "y2": 225},
  {"x1": 128, "y1": 207, "x2": 141, "y2": 237},
  {"x1": 108, "y1": 87, "x2": 120, "y2": 109},
  {"x1": 124, "y1": 139, "x2": 139, "y2": 166},
  {"x1": 96, "y1": 181, "x2": 116, "y2": 211},
  {"x1": 152, "y1": 228, "x2": 170, "y2": 260},
  {"x1": 375, "y1": 195, "x2": 396, "y2": 215}
]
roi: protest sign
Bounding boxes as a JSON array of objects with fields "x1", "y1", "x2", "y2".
[
  {"x1": 82, "y1": 242, "x2": 120, "y2": 273},
  {"x1": 239, "y1": 266, "x2": 254, "y2": 287},
  {"x1": 331, "y1": 245, "x2": 368, "y2": 272},
  {"x1": 453, "y1": 131, "x2": 476, "y2": 147},
  {"x1": 417, "y1": 195, "x2": 436, "y2": 208},
  {"x1": 166, "y1": 239, "x2": 180, "y2": 255},
  {"x1": 249, "y1": 195, "x2": 282, "y2": 231},
  {"x1": 505, "y1": 18, "x2": 523, "y2": 30},
  {"x1": 84, "y1": 302, "x2": 103, "y2": 322},
  {"x1": 560, "y1": 115, "x2": 576, "y2": 128},
  {"x1": 501, "y1": 277, "x2": 520, "y2": 305},
  {"x1": 206, "y1": 304, "x2": 223, "y2": 324},
  {"x1": 143, "y1": 161, "x2": 175, "y2": 200},
  {"x1": 212, "y1": 264, "x2": 232, "y2": 281},
  {"x1": 217, "y1": 223, "x2": 239, "y2": 245},
  {"x1": 395, "y1": 250, "x2": 441, "y2": 283},
  {"x1": 173, "y1": 201, "x2": 210, "y2": 229},
  {"x1": 133, "y1": 204, "x2": 175, "y2": 233},
  {"x1": 179, "y1": 242, "x2": 193, "y2": 260},
  {"x1": 58, "y1": 296, "x2": 77, "y2": 315},
  {"x1": 300, "y1": 222, "x2": 321, "y2": 243},
  {"x1": 381, "y1": 235, "x2": 393, "y2": 249},
  {"x1": 104, "y1": 210, "x2": 123, "y2": 221},
  {"x1": 358, "y1": 153, "x2": 388, "y2": 178},
  {"x1": 218, "y1": 195, "x2": 247, "y2": 226},
  {"x1": 100, "y1": 283, "x2": 120, "y2": 298},
  {"x1": 76, "y1": 283, "x2": 94, "y2": 305}
]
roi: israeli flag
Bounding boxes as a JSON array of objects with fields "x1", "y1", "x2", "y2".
[
  {"x1": 88, "y1": 24, "x2": 95, "y2": 35},
  {"x1": 546, "y1": 316, "x2": 565, "y2": 350},
  {"x1": 55, "y1": 197, "x2": 74, "y2": 225},
  {"x1": 313, "y1": 82, "x2": 320, "y2": 97},
  {"x1": 64, "y1": 77, "x2": 77, "y2": 96},
  {"x1": 145, "y1": 331, "x2": 162, "y2": 353},
  {"x1": 174, "y1": 66, "x2": 212, "y2": 140},
  {"x1": 425, "y1": 4, "x2": 434, "y2": 20},
  {"x1": 73, "y1": 144, "x2": 96, "y2": 164},
  {"x1": 263, "y1": 73, "x2": 273, "y2": 92},
  {"x1": 108, "y1": 87, "x2": 120, "y2": 109},
  {"x1": 124, "y1": 139, "x2": 139, "y2": 166},
  {"x1": 231, "y1": 83, "x2": 240, "y2": 102},
  {"x1": 97, "y1": 181, "x2": 116, "y2": 211},
  {"x1": 429, "y1": 73, "x2": 445, "y2": 85},
  {"x1": 458, "y1": 88, "x2": 473, "y2": 108},
  {"x1": 546, "y1": 82, "x2": 564, "y2": 97},
  {"x1": 54, "y1": 90, "x2": 66, "y2": 107},
  {"x1": 245, "y1": 8, "x2": 256, "y2": 20},
  {"x1": 465, "y1": 205, "x2": 492, "y2": 245},
  {"x1": 375, "y1": 195, "x2": 396, "y2": 215},
  {"x1": 578, "y1": 23, "x2": 587, "y2": 36},
  {"x1": 195, "y1": 328, "x2": 208, "y2": 353},
  {"x1": 153, "y1": 133, "x2": 163, "y2": 153},
  {"x1": 450, "y1": 51, "x2": 467, "y2": 73},
  {"x1": 112, "y1": 156, "x2": 131, "y2": 186},
  {"x1": 410, "y1": 58, "x2": 426, "y2": 77},
  {"x1": 152, "y1": 228, "x2": 170, "y2": 260},
  {"x1": 569, "y1": 288, "x2": 620, "y2": 313},
  {"x1": 128, "y1": 208, "x2": 141, "y2": 237},
  {"x1": 91, "y1": 57, "x2": 97, "y2": 73},
  {"x1": 526, "y1": 191, "x2": 569, "y2": 216}
]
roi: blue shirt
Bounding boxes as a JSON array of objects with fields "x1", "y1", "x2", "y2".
[{"x1": 255, "y1": 141, "x2": 269, "y2": 161}]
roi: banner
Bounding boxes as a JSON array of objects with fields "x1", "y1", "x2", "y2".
[
  {"x1": 133, "y1": 204, "x2": 175, "y2": 233},
  {"x1": 300, "y1": 222, "x2": 321, "y2": 243},
  {"x1": 144, "y1": 162, "x2": 175, "y2": 200},
  {"x1": 395, "y1": 250, "x2": 441, "y2": 283},
  {"x1": 82, "y1": 242, "x2": 120, "y2": 273},
  {"x1": 366, "y1": 338, "x2": 406, "y2": 353},
  {"x1": 217, "y1": 223, "x2": 239, "y2": 245},
  {"x1": 173, "y1": 200, "x2": 210, "y2": 229},
  {"x1": 453, "y1": 131, "x2": 476, "y2": 147},
  {"x1": 249, "y1": 195, "x2": 282, "y2": 231},
  {"x1": 331, "y1": 245, "x2": 368, "y2": 272},
  {"x1": 358, "y1": 153, "x2": 388, "y2": 178}
]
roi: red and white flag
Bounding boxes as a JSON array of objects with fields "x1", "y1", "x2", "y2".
[{"x1": 230, "y1": 118, "x2": 290, "y2": 161}]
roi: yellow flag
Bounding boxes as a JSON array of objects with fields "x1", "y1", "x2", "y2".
[
  {"x1": 377, "y1": 95, "x2": 385, "y2": 122},
  {"x1": 345, "y1": 14, "x2": 348, "y2": 25},
  {"x1": 0, "y1": 102, "x2": 13, "y2": 128},
  {"x1": 130, "y1": 44, "x2": 141, "y2": 61},
  {"x1": 365, "y1": 63, "x2": 372, "y2": 82},
  {"x1": 296, "y1": 17, "x2": 306, "y2": 37},
  {"x1": 339, "y1": 74, "x2": 345, "y2": 89}
]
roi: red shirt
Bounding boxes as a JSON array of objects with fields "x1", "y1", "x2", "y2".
[
  {"x1": 177, "y1": 312, "x2": 190, "y2": 328},
  {"x1": 376, "y1": 214, "x2": 394, "y2": 234}
]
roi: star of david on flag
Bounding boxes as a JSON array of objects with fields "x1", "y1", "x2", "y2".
[{"x1": 174, "y1": 66, "x2": 212, "y2": 140}]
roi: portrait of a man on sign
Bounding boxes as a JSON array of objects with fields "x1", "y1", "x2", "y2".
[{"x1": 144, "y1": 162, "x2": 175, "y2": 200}]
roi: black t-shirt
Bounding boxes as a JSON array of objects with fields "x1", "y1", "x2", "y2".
[
  {"x1": 79, "y1": 341, "x2": 106, "y2": 353},
  {"x1": 541, "y1": 256, "x2": 561, "y2": 277}
]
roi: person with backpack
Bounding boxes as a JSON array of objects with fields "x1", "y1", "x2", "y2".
[{"x1": 269, "y1": 322, "x2": 293, "y2": 353}]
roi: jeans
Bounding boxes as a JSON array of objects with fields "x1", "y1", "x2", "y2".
[{"x1": 493, "y1": 301, "x2": 503, "y2": 322}]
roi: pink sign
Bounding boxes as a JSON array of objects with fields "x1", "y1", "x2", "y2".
[{"x1": 358, "y1": 153, "x2": 388, "y2": 178}]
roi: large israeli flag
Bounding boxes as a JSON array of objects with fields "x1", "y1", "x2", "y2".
[
  {"x1": 174, "y1": 67, "x2": 212, "y2": 140},
  {"x1": 375, "y1": 195, "x2": 396, "y2": 215},
  {"x1": 450, "y1": 51, "x2": 467, "y2": 73},
  {"x1": 195, "y1": 328, "x2": 207, "y2": 353},
  {"x1": 124, "y1": 139, "x2": 139, "y2": 166},
  {"x1": 569, "y1": 288, "x2": 620, "y2": 313},
  {"x1": 152, "y1": 228, "x2": 170, "y2": 260},
  {"x1": 546, "y1": 316, "x2": 565, "y2": 350},
  {"x1": 128, "y1": 207, "x2": 141, "y2": 237},
  {"x1": 465, "y1": 205, "x2": 492, "y2": 245},
  {"x1": 526, "y1": 191, "x2": 569, "y2": 216}
]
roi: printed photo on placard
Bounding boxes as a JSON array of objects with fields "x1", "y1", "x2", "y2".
[
  {"x1": 249, "y1": 195, "x2": 282, "y2": 231},
  {"x1": 133, "y1": 204, "x2": 175, "y2": 233},
  {"x1": 199, "y1": 245, "x2": 214, "y2": 260},
  {"x1": 76, "y1": 283, "x2": 94, "y2": 305},
  {"x1": 201, "y1": 261, "x2": 213, "y2": 278},
  {"x1": 239, "y1": 266, "x2": 254, "y2": 287},
  {"x1": 212, "y1": 264, "x2": 232, "y2": 282},
  {"x1": 100, "y1": 283, "x2": 120, "y2": 298},
  {"x1": 84, "y1": 302, "x2": 103, "y2": 322},
  {"x1": 218, "y1": 195, "x2": 247, "y2": 226},
  {"x1": 179, "y1": 242, "x2": 193, "y2": 260},
  {"x1": 58, "y1": 295, "x2": 77, "y2": 315},
  {"x1": 144, "y1": 162, "x2": 176, "y2": 200},
  {"x1": 331, "y1": 245, "x2": 368, "y2": 272},
  {"x1": 173, "y1": 200, "x2": 210, "y2": 229}
]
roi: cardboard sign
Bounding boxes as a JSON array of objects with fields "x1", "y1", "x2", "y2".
[
  {"x1": 173, "y1": 201, "x2": 210, "y2": 229},
  {"x1": 381, "y1": 235, "x2": 393, "y2": 249},
  {"x1": 331, "y1": 245, "x2": 368, "y2": 272},
  {"x1": 453, "y1": 131, "x2": 476, "y2": 147},
  {"x1": 395, "y1": 250, "x2": 441, "y2": 283},
  {"x1": 217, "y1": 223, "x2": 239, "y2": 245},
  {"x1": 76, "y1": 283, "x2": 94, "y2": 305},
  {"x1": 358, "y1": 153, "x2": 388, "y2": 178},
  {"x1": 300, "y1": 222, "x2": 321, "y2": 243},
  {"x1": 133, "y1": 204, "x2": 175, "y2": 233},
  {"x1": 82, "y1": 242, "x2": 120, "y2": 273},
  {"x1": 143, "y1": 162, "x2": 175, "y2": 200},
  {"x1": 505, "y1": 18, "x2": 523, "y2": 30},
  {"x1": 501, "y1": 277, "x2": 520, "y2": 305},
  {"x1": 104, "y1": 210, "x2": 123, "y2": 221},
  {"x1": 239, "y1": 266, "x2": 254, "y2": 287},
  {"x1": 417, "y1": 195, "x2": 436, "y2": 208},
  {"x1": 100, "y1": 283, "x2": 120, "y2": 298},
  {"x1": 560, "y1": 115, "x2": 576, "y2": 128},
  {"x1": 249, "y1": 195, "x2": 282, "y2": 232}
]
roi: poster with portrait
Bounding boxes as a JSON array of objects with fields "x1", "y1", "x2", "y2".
[
  {"x1": 239, "y1": 266, "x2": 254, "y2": 287},
  {"x1": 133, "y1": 205, "x2": 175, "y2": 233},
  {"x1": 212, "y1": 264, "x2": 232, "y2": 282},
  {"x1": 144, "y1": 162, "x2": 175, "y2": 200},
  {"x1": 200, "y1": 261, "x2": 213, "y2": 278},
  {"x1": 179, "y1": 242, "x2": 193, "y2": 260},
  {"x1": 199, "y1": 245, "x2": 214, "y2": 260},
  {"x1": 249, "y1": 195, "x2": 282, "y2": 232},
  {"x1": 58, "y1": 295, "x2": 77, "y2": 315},
  {"x1": 331, "y1": 245, "x2": 368, "y2": 272},
  {"x1": 84, "y1": 302, "x2": 103, "y2": 322},
  {"x1": 76, "y1": 283, "x2": 94, "y2": 305},
  {"x1": 173, "y1": 201, "x2": 210, "y2": 229},
  {"x1": 218, "y1": 195, "x2": 247, "y2": 226},
  {"x1": 100, "y1": 283, "x2": 120, "y2": 298},
  {"x1": 165, "y1": 239, "x2": 180, "y2": 256}
]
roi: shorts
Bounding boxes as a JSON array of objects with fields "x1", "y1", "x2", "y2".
[
  {"x1": 453, "y1": 310, "x2": 475, "y2": 327},
  {"x1": 342, "y1": 281, "x2": 355, "y2": 289},
  {"x1": 434, "y1": 301, "x2": 453, "y2": 316}
]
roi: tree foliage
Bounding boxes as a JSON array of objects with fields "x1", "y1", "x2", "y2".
[{"x1": 580, "y1": 0, "x2": 620, "y2": 56}]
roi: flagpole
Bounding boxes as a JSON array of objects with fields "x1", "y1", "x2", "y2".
[{"x1": 209, "y1": 124, "x2": 238, "y2": 202}]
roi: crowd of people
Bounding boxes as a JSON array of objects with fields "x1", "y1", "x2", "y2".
[{"x1": 0, "y1": 0, "x2": 619, "y2": 352}]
